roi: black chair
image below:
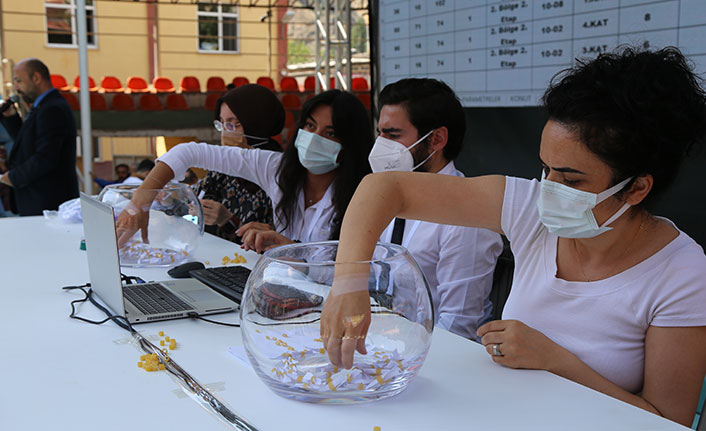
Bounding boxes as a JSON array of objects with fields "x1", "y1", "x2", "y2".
[{"x1": 489, "y1": 235, "x2": 514, "y2": 322}]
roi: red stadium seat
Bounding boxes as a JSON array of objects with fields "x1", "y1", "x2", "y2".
[
  {"x1": 206, "y1": 77, "x2": 226, "y2": 92},
  {"x1": 61, "y1": 92, "x2": 79, "y2": 110},
  {"x1": 51, "y1": 74, "x2": 71, "y2": 91},
  {"x1": 284, "y1": 110, "x2": 295, "y2": 128},
  {"x1": 126, "y1": 76, "x2": 150, "y2": 93},
  {"x1": 352, "y1": 77, "x2": 369, "y2": 91},
  {"x1": 153, "y1": 76, "x2": 175, "y2": 93},
  {"x1": 73, "y1": 75, "x2": 97, "y2": 92},
  {"x1": 179, "y1": 76, "x2": 201, "y2": 93},
  {"x1": 303, "y1": 76, "x2": 315, "y2": 92},
  {"x1": 166, "y1": 94, "x2": 189, "y2": 110},
  {"x1": 232, "y1": 76, "x2": 250, "y2": 87},
  {"x1": 139, "y1": 93, "x2": 163, "y2": 111},
  {"x1": 89, "y1": 93, "x2": 108, "y2": 111},
  {"x1": 280, "y1": 77, "x2": 299, "y2": 92},
  {"x1": 302, "y1": 76, "x2": 337, "y2": 91},
  {"x1": 100, "y1": 76, "x2": 123, "y2": 93},
  {"x1": 286, "y1": 124, "x2": 297, "y2": 144},
  {"x1": 256, "y1": 76, "x2": 275, "y2": 90},
  {"x1": 272, "y1": 133, "x2": 282, "y2": 146},
  {"x1": 281, "y1": 94, "x2": 301, "y2": 110},
  {"x1": 357, "y1": 92, "x2": 371, "y2": 110},
  {"x1": 111, "y1": 93, "x2": 136, "y2": 111},
  {"x1": 205, "y1": 93, "x2": 221, "y2": 111}
]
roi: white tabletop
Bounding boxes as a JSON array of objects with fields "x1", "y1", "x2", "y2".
[{"x1": 0, "y1": 216, "x2": 689, "y2": 431}]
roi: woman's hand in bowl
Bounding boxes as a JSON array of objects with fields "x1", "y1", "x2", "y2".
[
  {"x1": 116, "y1": 201, "x2": 150, "y2": 248},
  {"x1": 321, "y1": 272, "x2": 372, "y2": 369}
]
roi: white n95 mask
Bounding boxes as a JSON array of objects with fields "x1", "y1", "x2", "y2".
[
  {"x1": 294, "y1": 129, "x2": 342, "y2": 175},
  {"x1": 536, "y1": 172, "x2": 633, "y2": 238},
  {"x1": 368, "y1": 129, "x2": 434, "y2": 173}
]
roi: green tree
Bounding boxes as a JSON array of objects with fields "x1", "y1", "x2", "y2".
[
  {"x1": 288, "y1": 39, "x2": 311, "y2": 65},
  {"x1": 351, "y1": 17, "x2": 367, "y2": 54}
]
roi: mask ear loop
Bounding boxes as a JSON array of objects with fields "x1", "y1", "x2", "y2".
[
  {"x1": 222, "y1": 130, "x2": 270, "y2": 148},
  {"x1": 406, "y1": 129, "x2": 435, "y2": 152},
  {"x1": 596, "y1": 176, "x2": 634, "y2": 228},
  {"x1": 248, "y1": 139, "x2": 270, "y2": 148},
  {"x1": 410, "y1": 129, "x2": 436, "y2": 171},
  {"x1": 412, "y1": 150, "x2": 436, "y2": 171}
]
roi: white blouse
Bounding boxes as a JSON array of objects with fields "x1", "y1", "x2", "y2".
[
  {"x1": 501, "y1": 176, "x2": 706, "y2": 393},
  {"x1": 158, "y1": 142, "x2": 336, "y2": 242}
]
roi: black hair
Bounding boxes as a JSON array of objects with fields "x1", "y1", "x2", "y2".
[
  {"x1": 24, "y1": 58, "x2": 51, "y2": 83},
  {"x1": 136, "y1": 158, "x2": 155, "y2": 173},
  {"x1": 378, "y1": 78, "x2": 466, "y2": 161},
  {"x1": 275, "y1": 90, "x2": 374, "y2": 240},
  {"x1": 542, "y1": 46, "x2": 706, "y2": 208},
  {"x1": 115, "y1": 163, "x2": 129, "y2": 171},
  {"x1": 182, "y1": 168, "x2": 198, "y2": 184}
]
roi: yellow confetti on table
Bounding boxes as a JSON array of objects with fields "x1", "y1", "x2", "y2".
[
  {"x1": 220, "y1": 253, "x2": 248, "y2": 265},
  {"x1": 137, "y1": 331, "x2": 179, "y2": 372}
]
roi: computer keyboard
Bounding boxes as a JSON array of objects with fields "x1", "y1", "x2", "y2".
[
  {"x1": 123, "y1": 283, "x2": 194, "y2": 315},
  {"x1": 188, "y1": 265, "x2": 252, "y2": 304}
]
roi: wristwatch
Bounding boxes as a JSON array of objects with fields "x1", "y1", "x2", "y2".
[{"x1": 227, "y1": 214, "x2": 240, "y2": 230}]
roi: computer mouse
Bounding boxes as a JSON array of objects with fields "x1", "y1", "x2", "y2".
[{"x1": 167, "y1": 261, "x2": 205, "y2": 279}]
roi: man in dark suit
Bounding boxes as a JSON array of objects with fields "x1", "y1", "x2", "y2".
[{"x1": 0, "y1": 58, "x2": 78, "y2": 216}]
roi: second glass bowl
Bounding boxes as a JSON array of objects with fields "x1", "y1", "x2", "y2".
[{"x1": 98, "y1": 183, "x2": 204, "y2": 267}]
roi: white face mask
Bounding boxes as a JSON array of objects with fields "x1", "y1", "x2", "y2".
[
  {"x1": 294, "y1": 128, "x2": 342, "y2": 175},
  {"x1": 368, "y1": 129, "x2": 435, "y2": 173},
  {"x1": 536, "y1": 172, "x2": 633, "y2": 238}
]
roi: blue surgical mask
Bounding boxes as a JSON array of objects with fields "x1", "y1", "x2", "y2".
[
  {"x1": 537, "y1": 172, "x2": 633, "y2": 238},
  {"x1": 294, "y1": 129, "x2": 342, "y2": 175}
]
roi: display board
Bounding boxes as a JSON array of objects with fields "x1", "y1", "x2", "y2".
[{"x1": 380, "y1": 0, "x2": 706, "y2": 107}]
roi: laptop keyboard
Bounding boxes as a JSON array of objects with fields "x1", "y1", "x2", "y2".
[
  {"x1": 123, "y1": 283, "x2": 194, "y2": 315},
  {"x1": 189, "y1": 266, "x2": 251, "y2": 303}
]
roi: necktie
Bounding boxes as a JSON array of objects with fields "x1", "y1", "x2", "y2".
[{"x1": 390, "y1": 218, "x2": 406, "y2": 245}]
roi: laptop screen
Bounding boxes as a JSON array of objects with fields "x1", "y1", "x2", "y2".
[{"x1": 80, "y1": 193, "x2": 127, "y2": 317}]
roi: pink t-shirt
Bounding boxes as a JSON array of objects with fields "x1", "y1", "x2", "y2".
[{"x1": 501, "y1": 177, "x2": 706, "y2": 393}]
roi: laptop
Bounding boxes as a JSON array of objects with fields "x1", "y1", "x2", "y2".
[{"x1": 80, "y1": 193, "x2": 238, "y2": 324}]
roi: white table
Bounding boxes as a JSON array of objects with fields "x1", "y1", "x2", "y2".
[{"x1": 0, "y1": 216, "x2": 690, "y2": 430}]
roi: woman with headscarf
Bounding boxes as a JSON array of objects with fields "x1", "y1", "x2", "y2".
[
  {"x1": 115, "y1": 89, "x2": 374, "y2": 250},
  {"x1": 194, "y1": 84, "x2": 284, "y2": 243}
]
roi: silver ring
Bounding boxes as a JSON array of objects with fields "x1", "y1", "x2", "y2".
[{"x1": 491, "y1": 344, "x2": 503, "y2": 356}]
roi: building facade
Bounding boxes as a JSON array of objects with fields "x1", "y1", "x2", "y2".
[{"x1": 0, "y1": 0, "x2": 286, "y2": 96}]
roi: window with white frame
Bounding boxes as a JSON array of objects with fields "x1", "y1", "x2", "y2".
[
  {"x1": 45, "y1": 0, "x2": 96, "y2": 47},
  {"x1": 198, "y1": 4, "x2": 239, "y2": 53}
]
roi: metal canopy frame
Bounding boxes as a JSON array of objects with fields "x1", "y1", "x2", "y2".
[{"x1": 314, "y1": 0, "x2": 351, "y2": 93}]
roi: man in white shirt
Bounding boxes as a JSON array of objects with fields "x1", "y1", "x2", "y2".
[
  {"x1": 369, "y1": 78, "x2": 503, "y2": 341},
  {"x1": 122, "y1": 158, "x2": 154, "y2": 185}
]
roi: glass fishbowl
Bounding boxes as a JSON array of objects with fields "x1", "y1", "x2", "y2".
[
  {"x1": 97, "y1": 183, "x2": 204, "y2": 267},
  {"x1": 240, "y1": 241, "x2": 434, "y2": 404}
]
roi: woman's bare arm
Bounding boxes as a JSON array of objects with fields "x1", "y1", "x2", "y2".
[{"x1": 322, "y1": 172, "x2": 506, "y2": 368}]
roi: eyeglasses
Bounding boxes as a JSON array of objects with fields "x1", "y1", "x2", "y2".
[{"x1": 213, "y1": 120, "x2": 241, "y2": 133}]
